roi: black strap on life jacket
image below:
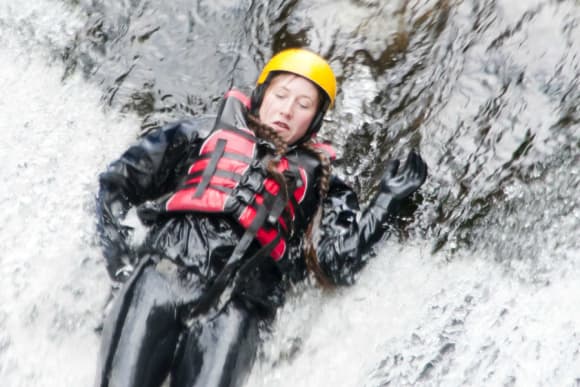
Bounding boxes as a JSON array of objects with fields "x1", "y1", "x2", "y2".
[
  {"x1": 183, "y1": 193, "x2": 280, "y2": 320},
  {"x1": 193, "y1": 138, "x2": 227, "y2": 198},
  {"x1": 183, "y1": 124, "x2": 256, "y2": 200}
]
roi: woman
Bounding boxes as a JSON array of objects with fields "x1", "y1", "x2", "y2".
[{"x1": 94, "y1": 48, "x2": 427, "y2": 387}]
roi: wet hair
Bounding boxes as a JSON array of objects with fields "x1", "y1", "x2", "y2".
[
  {"x1": 299, "y1": 141, "x2": 333, "y2": 288},
  {"x1": 246, "y1": 114, "x2": 333, "y2": 288}
]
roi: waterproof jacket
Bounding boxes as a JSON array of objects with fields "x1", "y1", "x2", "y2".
[{"x1": 96, "y1": 93, "x2": 396, "y2": 316}]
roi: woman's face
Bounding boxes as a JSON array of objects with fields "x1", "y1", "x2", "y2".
[{"x1": 258, "y1": 73, "x2": 320, "y2": 145}]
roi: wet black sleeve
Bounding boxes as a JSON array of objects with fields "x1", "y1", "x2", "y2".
[
  {"x1": 316, "y1": 176, "x2": 394, "y2": 286},
  {"x1": 95, "y1": 120, "x2": 204, "y2": 280}
]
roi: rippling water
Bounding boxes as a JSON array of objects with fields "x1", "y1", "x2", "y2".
[{"x1": 1, "y1": 0, "x2": 579, "y2": 386}]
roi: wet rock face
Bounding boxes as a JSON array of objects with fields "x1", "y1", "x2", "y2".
[{"x1": 60, "y1": 0, "x2": 579, "y2": 258}]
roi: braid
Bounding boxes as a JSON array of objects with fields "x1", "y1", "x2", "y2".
[
  {"x1": 301, "y1": 141, "x2": 332, "y2": 199},
  {"x1": 247, "y1": 114, "x2": 288, "y2": 157},
  {"x1": 300, "y1": 141, "x2": 334, "y2": 288},
  {"x1": 246, "y1": 114, "x2": 333, "y2": 288},
  {"x1": 247, "y1": 114, "x2": 292, "y2": 232}
]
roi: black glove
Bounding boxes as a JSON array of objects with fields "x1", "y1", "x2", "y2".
[
  {"x1": 374, "y1": 150, "x2": 428, "y2": 210},
  {"x1": 356, "y1": 150, "x2": 428, "y2": 250}
]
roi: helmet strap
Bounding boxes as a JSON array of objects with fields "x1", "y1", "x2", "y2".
[
  {"x1": 292, "y1": 96, "x2": 329, "y2": 146},
  {"x1": 250, "y1": 82, "x2": 267, "y2": 116}
]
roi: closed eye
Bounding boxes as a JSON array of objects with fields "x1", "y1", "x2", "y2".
[{"x1": 298, "y1": 99, "x2": 314, "y2": 109}]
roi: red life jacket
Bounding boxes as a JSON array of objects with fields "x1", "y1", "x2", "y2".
[{"x1": 156, "y1": 90, "x2": 335, "y2": 261}]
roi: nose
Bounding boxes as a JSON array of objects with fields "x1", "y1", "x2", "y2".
[{"x1": 279, "y1": 98, "x2": 293, "y2": 118}]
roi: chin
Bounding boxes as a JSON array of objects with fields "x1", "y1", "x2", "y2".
[{"x1": 275, "y1": 130, "x2": 291, "y2": 142}]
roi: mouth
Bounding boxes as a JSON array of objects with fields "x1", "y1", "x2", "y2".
[{"x1": 272, "y1": 121, "x2": 290, "y2": 131}]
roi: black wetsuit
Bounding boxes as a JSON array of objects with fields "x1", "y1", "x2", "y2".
[{"x1": 93, "y1": 93, "x2": 421, "y2": 387}]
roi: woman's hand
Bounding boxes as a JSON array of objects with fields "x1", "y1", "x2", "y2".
[{"x1": 378, "y1": 150, "x2": 428, "y2": 204}]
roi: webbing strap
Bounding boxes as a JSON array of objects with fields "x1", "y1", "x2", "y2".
[
  {"x1": 194, "y1": 151, "x2": 253, "y2": 164},
  {"x1": 187, "y1": 169, "x2": 243, "y2": 182},
  {"x1": 185, "y1": 198, "x2": 276, "y2": 319},
  {"x1": 267, "y1": 166, "x2": 301, "y2": 233},
  {"x1": 268, "y1": 193, "x2": 287, "y2": 225},
  {"x1": 193, "y1": 138, "x2": 226, "y2": 198},
  {"x1": 232, "y1": 232, "x2": 281, "y2": 285},
  {"x1": 179, "y1": 182, "x2": 234, "y2": 195}
]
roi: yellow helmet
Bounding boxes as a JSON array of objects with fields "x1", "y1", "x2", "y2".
[
  {"x1": 252, "y1": 48, "x2": 337, "y2": 142},
  {"x1": 256, "y1": 48, "x2": 337, "y2": 108}
]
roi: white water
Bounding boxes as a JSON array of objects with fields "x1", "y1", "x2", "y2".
[
  {"x1": 1, "y1": 1, "x2": 579, "y2": 387},
  {"x1": 249, "y1": 242, "x2": 580, "y2": 386},
  {"x1": 0, "y1": 2, "x2": 139, "y2": 385}
]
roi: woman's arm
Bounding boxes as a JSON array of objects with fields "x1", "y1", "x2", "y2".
[
  {"x1": 95, "y1": 119, "x2": 205, "y2": 280},
  {"x1": 317, "y1": 151, "x2": 428, "y2": 285}
]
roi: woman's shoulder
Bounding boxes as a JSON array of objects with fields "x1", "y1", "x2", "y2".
[{"x1": 163, "y1": 115, "x2": 216, "y2": 139}]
